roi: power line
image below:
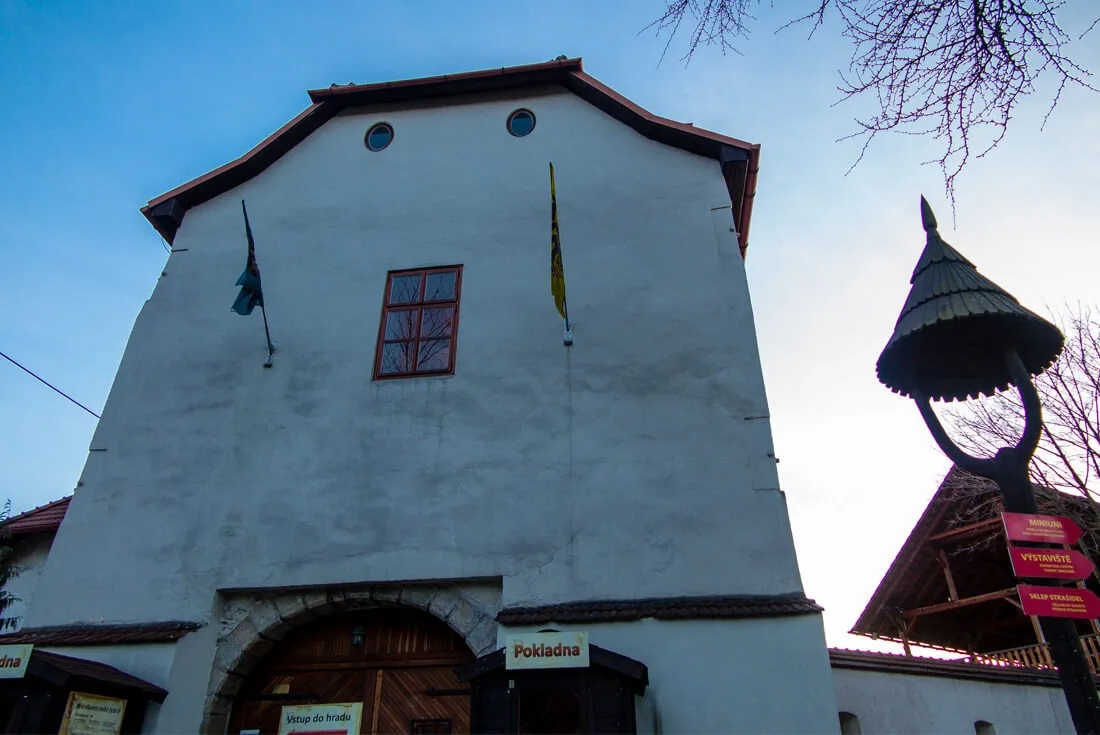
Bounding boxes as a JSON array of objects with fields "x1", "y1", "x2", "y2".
[{"x1": 0, "y1": 350, "x2": 101, "y2": 419}]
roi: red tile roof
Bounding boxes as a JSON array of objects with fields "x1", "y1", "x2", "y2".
[
  {"x1": 0, "y1": 620, "x2": 201, "y2": 645},
  {"x1": 828, "y1": 647, "x2": 1071, "y2": 687},
  {"x1": 6, "y1": 496, "x2": 70, "y2": 536},
  {"x1": 142, "y1": 57, "x2": 760, "y2": 256},
  {"x1": 496, "y1": 593, "x2": 822, "y2": 625},
  {"x1": 30, "y1": 649, "x2": 167, "y2": 700}
]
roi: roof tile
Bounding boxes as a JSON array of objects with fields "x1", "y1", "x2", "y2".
[
  {"x1": 0, "y1": 620, "x2": 201, "y2": 645},
  {"x1": 6, "y1": 496, "x2": 71, "y2": 536}
]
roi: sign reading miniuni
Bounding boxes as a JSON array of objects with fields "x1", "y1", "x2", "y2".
[{"x1": 1002, "y1": 512, "x2": 1084, "y2": 545}]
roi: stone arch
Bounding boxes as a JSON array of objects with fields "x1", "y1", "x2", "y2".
[{"x1": 202, "y1": 584, "x2": 499, "y2": 734}]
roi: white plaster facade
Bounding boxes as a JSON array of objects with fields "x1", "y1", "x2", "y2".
[
  {"x1": 20, "y1": 66, "x2": 840, "y2": 732},
  {"x1": 1, "y1": 534, "x2": 52, "y2": 631},
  {"x1": 833, "y1": 665, "x2": 1074, "y2": 734}
]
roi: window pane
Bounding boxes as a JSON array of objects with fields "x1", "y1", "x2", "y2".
[
  {"x1": 424, "y1": 271, "x2": 457, "y2": 302},
  {"x1": 419, "y1": 307, "x2": 453, "y2": 340},
  {"x1": 417, "y1": 339, "x2": 451, "y2": 372},
  {"x1": 389, "y1": 274, "x2": 422, "y2": 305},
  {"x1": 379, "y1": 342, "x2": 415, "y2": 375},
  {"x1": 385, "y1": 309, "x2": 419, "y2": 340}
]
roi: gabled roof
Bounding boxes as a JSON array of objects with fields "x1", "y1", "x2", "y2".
[
  {"x1": 6, "y1": 496, "x2": 70, "y2": 536},
  {"x1": 141, "y1": 58, "x2": 760, "y2": 256},
  {"x1": 851, "y1": 466, "x2": 1099, "y2": 652}
]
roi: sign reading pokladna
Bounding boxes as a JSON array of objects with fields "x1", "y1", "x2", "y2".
[
  {"x1": 506, "y1": 631, "x2": 589, "y2": 670},
  {"x1": 277, "y1": 702, "x2": 363, "y2": 735},
  {"x1": 58, "y1": 691, "x2": 127, "y2": 735},
  {"x1": 0, "y1": 644, "x2": 32, "y2": 679}
]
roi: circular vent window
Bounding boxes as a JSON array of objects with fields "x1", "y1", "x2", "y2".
[
  {"x1": 507, "y1": 109, "x2": 536, "y2": 137},
  {"x1": 365, "y1": 122, "x2": 394, "y2": 151}
]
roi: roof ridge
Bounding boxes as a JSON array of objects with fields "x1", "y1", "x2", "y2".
[{"x1": 7, "y1": 495, "x2": 72, "y2": 521}]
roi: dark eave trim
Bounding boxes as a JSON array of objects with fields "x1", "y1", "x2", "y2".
[
  {"x1": 0, "y1": 620, "x2": 202, "y2": 645},
  {"x1": 496, "y1": 593, "x2": 822, "y2": 626}
]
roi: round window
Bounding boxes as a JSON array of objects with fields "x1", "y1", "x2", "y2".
[
  {"x1": 365, "y1": 123, "x2": 394, "y2": 151},
  {"x1": 507, "y1": 109, "x2": 536, "y2": 137}
]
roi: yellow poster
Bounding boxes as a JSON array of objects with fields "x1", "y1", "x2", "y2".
[
  {"x1": 58, "y1": 691, "x2": 127, "y2": 735},
  {"x1": 277, "y1": 702, "x2": 363, "y2": 735}
]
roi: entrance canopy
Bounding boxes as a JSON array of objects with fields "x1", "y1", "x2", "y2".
[
  {"x1": 457, "y1": 642, "x2": 648, "y2": 734},
  {"x1": 0, "y1": 648, "x2": 165, "y2": 734}
]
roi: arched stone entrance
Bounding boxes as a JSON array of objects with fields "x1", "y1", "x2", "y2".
[
  {"x1": 228, "y1": 608, "x2": 473, "y2": 733},
  {"x1": 204, "y1": 585, "x2": 499, "y2": 734}
]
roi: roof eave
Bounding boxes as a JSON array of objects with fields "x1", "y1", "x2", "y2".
[{"x1": 140, "y1": 60, "x2": 760, "y2": 255}]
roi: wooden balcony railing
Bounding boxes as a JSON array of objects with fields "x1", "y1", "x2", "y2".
[{"x1": 971, "y1": 633, "x2": 1100, "y2": 673}]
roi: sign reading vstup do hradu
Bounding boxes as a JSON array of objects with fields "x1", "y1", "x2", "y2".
[
  {"x1": 277, "y1": 702, "x2": 363, "y2": 735},
  {"x1": 58, "y1": 691, "x2": 127, "y2": 735},
  {"x1": 0, "y1": 644, "x2": 32, "y2": 679},
  {"x1": 505, "y1": 631, "x2": 589, "y2": 670}
]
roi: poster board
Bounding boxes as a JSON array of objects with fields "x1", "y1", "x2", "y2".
[
  {"x1": 277, "y1": 702, "x2": 363, "y2": 735},
  {"x1": 58, "y1": 691, "x2": 127, "y2": 735}
]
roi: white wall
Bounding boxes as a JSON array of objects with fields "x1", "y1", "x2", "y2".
[
  {"x1": 2, "y1": 534, "x2": 52, "y2": 630},
  {"x1": 23, "y1": 83, "x2": 831, "y2": 731},
  {"x1": 504, "y1": 617, "x2": 841, "y2": 734},
  {"x1": 29, "y1": 84, "x2": 797, "y2": 628},
  {"x1": 833, "y1": 667, "x2": 1074, "y2": 734}
]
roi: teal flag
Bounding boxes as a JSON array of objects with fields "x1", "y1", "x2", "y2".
[{"x1": 231, "y1": 201, "x2": 264, "y2": 316}]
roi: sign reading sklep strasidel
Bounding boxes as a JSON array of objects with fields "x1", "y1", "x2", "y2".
[
  {"x1": 506, "y1": 631, "x2": 589, "y2": 670},
  {"x1": 277, "y1": 703, "x2": 362, "y2": 735}
]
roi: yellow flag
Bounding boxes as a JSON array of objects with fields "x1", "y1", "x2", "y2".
[{"x1": 549, "y1": 163, "x2": 567, "y2": 320}]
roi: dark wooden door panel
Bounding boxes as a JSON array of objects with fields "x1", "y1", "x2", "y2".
[{"x1": 375, "y1": 667, "x2": 470, "y2": 735}]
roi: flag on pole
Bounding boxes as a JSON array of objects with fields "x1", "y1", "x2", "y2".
[
  {"x1": 231, "y1": 201, "x2": 275, "y2": 366},
  {"x1": 549, "y1": 163, "x2": 568, "y2": 323},
  {"x1": 232, "y1": 201, "x2": 264, "y2": 316}
]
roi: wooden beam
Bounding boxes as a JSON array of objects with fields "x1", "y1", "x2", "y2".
[
  {"x1": 938, "y1": 549, "x2": 959, "y2": 601},
  {"x1": 901, "y1": 588, "x2": 1018, "y2": 620},
  {"x1": 928, "y1": 518, "x2": 1002, "y2": 544}
]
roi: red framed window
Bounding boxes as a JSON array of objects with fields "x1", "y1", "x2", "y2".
[{"x1": 374, "y1": 266, "x2": 462, "y2": 379}]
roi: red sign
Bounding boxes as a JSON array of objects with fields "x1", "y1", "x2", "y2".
[
  {"x1": 1010, "y1": 547, "x2": 1095, "y2": 580},
  {"x1": 1002, "y1": 512, "x2": 1083, "y2": 545},
  {"x1": 1018, "y1": 585, "x2": 1100, "y2": 619}
]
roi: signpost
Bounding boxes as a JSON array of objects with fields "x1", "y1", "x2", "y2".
[
  {"x1": 58, "y1": 692, "x2": 127, "y2": 735},
  {"x1": 1018, "y1": 585, "x2": 1100, "y2": 620},
  {"x1": 1009, "y1": 547, "x2": 1095, "y2": 581},
  {"x1": 1002, "y1": 512, "x2": 1084, "y2": 545},
  {"x1": 505, "y1": 631, "x2": 589, "y2": 670},
  {"x1": 276, "y1": 703, "x2": 363, "y2": 735}
]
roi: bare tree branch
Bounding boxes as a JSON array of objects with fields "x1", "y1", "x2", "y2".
[
  {"x1": 648, "y1": 1, "x2": 1098, "y2": 209},
  {"x1": 942, "y1": 304, "x2": 1100, "y2": 521}
]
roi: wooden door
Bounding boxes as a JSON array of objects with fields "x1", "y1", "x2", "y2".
[{"x1": 228, "y1": 609, "x2": 473, "y2": 735}]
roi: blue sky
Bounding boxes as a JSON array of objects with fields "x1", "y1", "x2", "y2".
[{"x1": 2, "y1": 0, "x2": 1098, "y2": 648}]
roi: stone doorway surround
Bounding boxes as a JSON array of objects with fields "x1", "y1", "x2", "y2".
[{"x1": 203, "y1": 583, "x2": 501, "y2": 734}]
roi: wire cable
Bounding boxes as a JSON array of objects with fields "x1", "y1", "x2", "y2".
[{"x1": 0, "y1": 350, "x2": 101, "y2": 419}]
